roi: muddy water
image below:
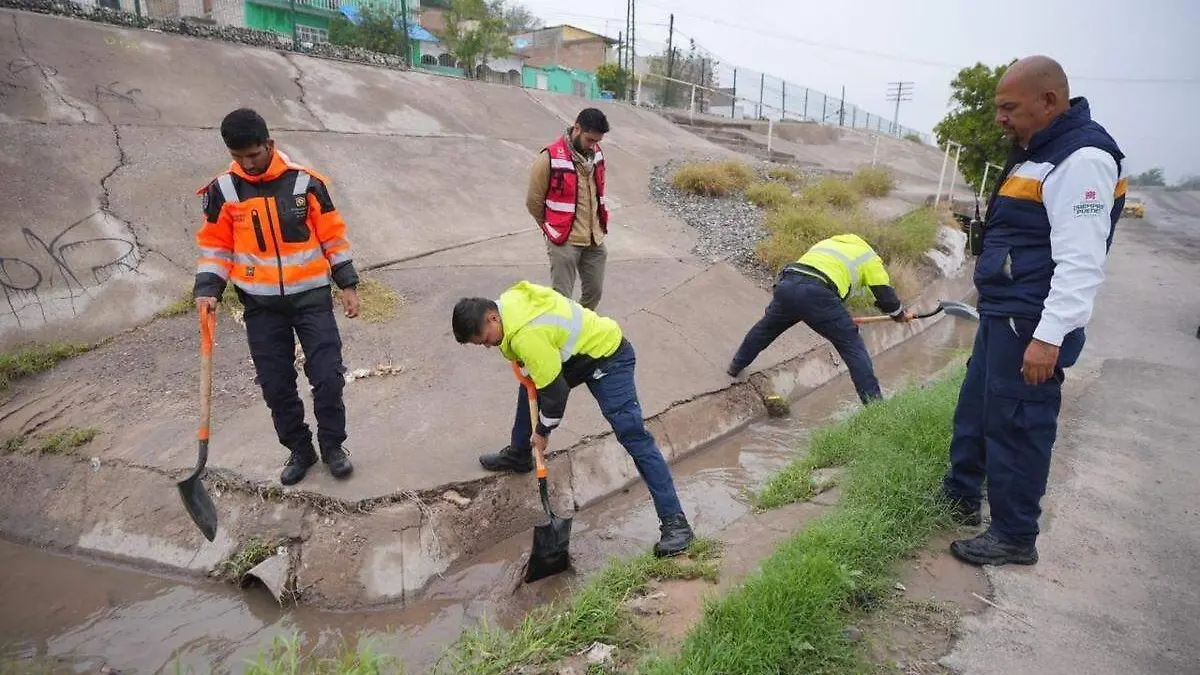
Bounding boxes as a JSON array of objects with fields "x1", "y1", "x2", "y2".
[{"x1": 0, "y1": 318, "x2": 975, "y2": 674}]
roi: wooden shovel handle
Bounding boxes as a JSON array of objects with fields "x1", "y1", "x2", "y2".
[
  {"x1": 512, "y1": 362, "x2": 547, "y2": 479},
  {"x1": 199, "y1": 303, "x2": 216, "y2": 442}
]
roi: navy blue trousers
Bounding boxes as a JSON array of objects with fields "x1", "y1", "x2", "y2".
[
  {"x1": 510, "y1": 339, "x2": 684, "y2": 521},
  {"x1": 730, "y1": 273, "x2": 882, "y2": 403},
  {"x1": 244, "y1": 293, "x2": 347, "y2": 457},
  {"x1": 942, "y1": 316, "x2": 1083, "y2": 546}
]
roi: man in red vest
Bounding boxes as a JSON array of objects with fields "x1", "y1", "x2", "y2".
[{"x1": 526, "y1": 108, "x2": 611, "y2": 310}]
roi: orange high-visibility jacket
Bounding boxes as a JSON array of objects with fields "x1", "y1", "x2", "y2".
[{"x1": 193, "y1": 149, "x2": 358, "y2": 302}]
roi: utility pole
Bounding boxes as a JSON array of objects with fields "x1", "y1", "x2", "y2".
[
  {"x1": 623, "y1": 0, "x2": 631, "y2": 75},
  {"x1": 886, "y1": 80, "x2": 914, "y2": 136},
  {"x1": 399, "y1": 0, "x2": 411, "y2": 68},
  {"x1": 838, "y1": 85, "x2": 846, "y2": 126},
  {"x1": 665, "y1": 13, "x2": 674, "y2": 107},
  {"x1": 630, "y1": 0, "x2": 637, "y2": 103}
]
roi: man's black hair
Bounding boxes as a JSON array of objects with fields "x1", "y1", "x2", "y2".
[
  {"x1": 575, "y1": 108, "x2": 610, "y2": 135},
  {"x1": 220, "y1": 108, "x2": 270, "y2": 151},
  {"x1": 452, "y1": 297, "x2": 498, "y2": 343}
]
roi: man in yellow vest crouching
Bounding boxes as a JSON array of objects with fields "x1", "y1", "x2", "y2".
[
  {"x1": 452, "y1": 281, "x2": 696, "y2": 558},
  {"x1": 728, "y1": 234, "x2": 914, "y2": 403}
]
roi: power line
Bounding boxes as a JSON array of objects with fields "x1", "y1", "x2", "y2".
[{"x1": 632, "y1": 0, "x2": 1200, "y2": 85}]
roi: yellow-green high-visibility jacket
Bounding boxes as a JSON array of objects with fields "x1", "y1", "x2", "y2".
[
  {"x1": 793, "y1": 234, "x2": 903, "y2": 315},
  {"x1": 497, "y1": 281, "x2": 623, "y2": 434}
]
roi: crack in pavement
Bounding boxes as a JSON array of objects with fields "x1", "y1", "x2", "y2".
[
  {"x1": 643, "y1": 306, "x2": 728, "y2": 371},
  {"x1": 9, "y1": 13, "x2": 91, "y2": 123},
  {"x1": 285, "y1": 53, "x2": 326, "y2": 131}
]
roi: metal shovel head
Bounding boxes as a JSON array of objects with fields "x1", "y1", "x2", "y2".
[
  {"x1": 524, "y1": 478, "x2": 573, "y2": 583},
  {"x1": 524, "y1": 513, "x2": 573, "y2": 583},
  {"x1": 177, "y1": 440, "x2": 218, "y2": 542},
  {"x1": 939, "y1": 300, "x2": 980, "y2": 322}
]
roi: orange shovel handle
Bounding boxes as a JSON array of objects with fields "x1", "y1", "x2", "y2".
[{"x1": 511, "y1": 362, "x2": 547, "y2": 479}]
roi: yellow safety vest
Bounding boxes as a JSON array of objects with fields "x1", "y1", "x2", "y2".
[
  {"x1": 796, "y1": 234, "x2": 892, "y2": 300},
  {"x1": 497, "y1": 281, "x2": 622, "y2": 389}
]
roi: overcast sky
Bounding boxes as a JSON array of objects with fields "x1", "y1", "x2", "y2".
[{"x1": 512, "y1": 0, "x2": 1200, "y2": 182}]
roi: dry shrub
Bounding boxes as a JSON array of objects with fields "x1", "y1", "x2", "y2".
[
  {"x1": 745, "y1": 182, "x2": 795, "y2": 210},
  {"x1": 850, "y1": 166, "x2": 896, "y2": 198},
  {"x1": 671, "y1": 159, "x2": 755, "y2": 197},
  {"x1": 799, "y1": 176, "x2": 862, "y2": 210}
]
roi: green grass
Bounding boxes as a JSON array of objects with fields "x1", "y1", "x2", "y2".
[
  {"x1": 435, "y1": 538, "x2": 722, "y2": 675},
  {"x1": 237, "y1": 634, "x2": 403, "y2": 675},
  {"x1": 0, "y1": 343, "x2": 91, "y2": 391},
  {"x1": 744, "y1": 182, "x2": 795, "y2": 210},
  {"x1": 671, "y1": 160, "x2": 756, "y2": 197},
  {"x1": 850, "y1": 167, "x2": 896, "y2": 198},
  {"x1": 215, "y1": 537, "x2": 281, "y2": 582},
  {"x1": 640, "y1": 367, "x2": 965, "y2": 675},
  {"x1": 334, "y1": 277, "x2": 404, "y2": 324},
  {"x1": 902, "y1": 132, "x2": 923, "y2": 144},
  {"x1": 38, "y1": 427, "x2": 99, "y2": 455}
]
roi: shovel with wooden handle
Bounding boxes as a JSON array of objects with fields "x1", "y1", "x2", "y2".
[
  {"x1": 512, "y1": 362, "x2": 573, "y2": 583},
  {"x1": 853, "y1": 300, "x2": 980, "y2": 325},
  {"x1": 177, "y1": 302, "x2": 218, "y2": 542}
]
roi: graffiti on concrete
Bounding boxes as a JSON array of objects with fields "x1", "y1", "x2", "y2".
[{"x1": 0, "y1": 212, "x2": 142, "y2": 327}]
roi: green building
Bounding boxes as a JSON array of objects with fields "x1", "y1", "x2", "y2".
[
  {"x1": 522, "y1": 64, "x2": 599, "y2": 100},
  {"x1": 243, "y1": 0, "x2": 416, "y2": 47}
]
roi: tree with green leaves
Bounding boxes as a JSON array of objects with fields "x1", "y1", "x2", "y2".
[
  {"x1": 933, "y1": 60, "x2": 1016, "y2": 193},
  {"x1": 596, "y1": 63, "x2": 629, "y2": 98},
  {"x1": 1128, "y1": 167, "x2": 1166, "y2": 187},
  {"x1": 435, "y1": 0, "x2": 511, "y2": 79},
  {"x1": 328, "y1": 6, "x2": 410, "y2": 58}
]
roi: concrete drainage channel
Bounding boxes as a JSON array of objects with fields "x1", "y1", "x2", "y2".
[{"x1": 0, "y1": 292, "x2": 977, "y2": 673}]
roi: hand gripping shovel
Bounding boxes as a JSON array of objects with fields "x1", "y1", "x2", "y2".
[
  {"x1": 178, "y1": 303, "x2": 218, "y2": 542},
  {"x1": 513, "y1": 362, "x2": 573, "y2": 584},
  {"x1": 853, "y1": 299, "x2": 980, "y2": 325}
]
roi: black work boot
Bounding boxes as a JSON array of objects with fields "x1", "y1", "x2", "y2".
[
  {"x1": 654, "y1": 513, "x2": 695, "y2": 558},
  {"x1": 478, "y1": 445, "x2": 534, "y2": 473},
  {"x1": 322, "y1": 446, "x2": 354, "y2": 479},
  {"x1": 950, "y1": 531, "x2": 1038, "y2": 566},
  {"x1": 939, "y1": 493, "x2": 983, "y2": 527},
  {"x1": 280, "y1": 447, "x2": 318, "y2": 486},
  {"x1": 726, "y1": 362, "x2": 743, "y2": 378}
]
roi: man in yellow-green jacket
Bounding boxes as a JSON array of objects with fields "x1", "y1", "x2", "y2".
[
  {"x1": 728, "y1": 234, "x2": 914, "y2": 403},
  {"x1": 452, "y1": 281, "x2": 695, "y2": 558}
]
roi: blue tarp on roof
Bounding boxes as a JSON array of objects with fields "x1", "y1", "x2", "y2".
[{"x1": 337, "y1": 3, "x2": 438, "y2": 42}]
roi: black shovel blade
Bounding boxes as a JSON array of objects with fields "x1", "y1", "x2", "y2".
[
  {"x1": 177, "y1": 440, "x2": 217, "y2": 542},
  {"x1": 524, "y1": 515, "x2": 573, "y2": 583}
]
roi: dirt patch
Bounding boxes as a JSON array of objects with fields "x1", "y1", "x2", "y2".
[{"x1": 860, "y1": 531, "x2": 991, "y2": 674}]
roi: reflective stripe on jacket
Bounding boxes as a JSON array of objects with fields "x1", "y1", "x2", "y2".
[
  {"x1": 541, "y1": 136, "x2": 609, "y2": 246},
  {"x1": 797, "y1": 234, "x2": 892, "y2": 300},
  {"x1": 193, "y1": 149, "x2": 358, "y2": 301},
  {"x1": 496, "y1": 281, "x2": 623, "y2": 433}
]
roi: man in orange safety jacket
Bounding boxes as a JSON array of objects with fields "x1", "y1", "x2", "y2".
[{"x1": 193, "y1": 108, "x2": 359, "y2": 486}]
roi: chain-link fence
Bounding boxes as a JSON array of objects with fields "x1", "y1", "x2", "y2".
[{"x1": 626, "y1": 38, "x2": 933, "y2": 145}]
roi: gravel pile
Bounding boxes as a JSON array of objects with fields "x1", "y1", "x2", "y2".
[{"x1": 649, "y1": 158, "x2": 823, "y2": 288}]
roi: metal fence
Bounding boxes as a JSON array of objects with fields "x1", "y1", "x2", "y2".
[{"x1": 628, "y1": 47, "x2": 933, "y2": 145}]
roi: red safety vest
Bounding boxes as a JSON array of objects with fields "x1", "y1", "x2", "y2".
[{"x1": 541, "y1": 135, "x2": 608, "y2": 245}]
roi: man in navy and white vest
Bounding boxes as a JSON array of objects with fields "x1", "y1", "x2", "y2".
[{"x1": 942, "y1": 56, "x2": 1126, "y2": 566}]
